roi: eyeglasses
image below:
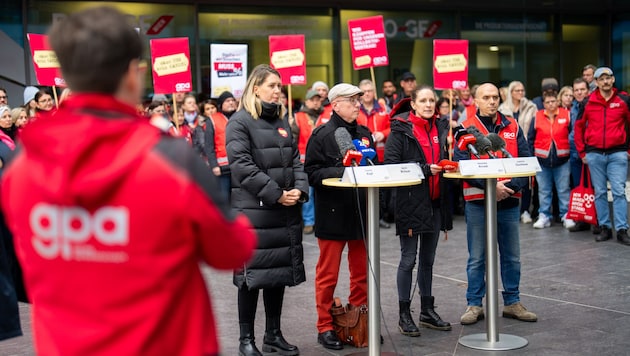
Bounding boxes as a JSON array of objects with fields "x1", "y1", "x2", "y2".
[
  {"x1": 38, "y1": 98, "x2": 53, "y2": 104},
  {"x1": 336, "y1": 98, "x2": 361, "y2": 105}
]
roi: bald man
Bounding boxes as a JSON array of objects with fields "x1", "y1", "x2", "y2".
[{"x1": 453, "y1": 83, "x2": 537, "y2": 325}]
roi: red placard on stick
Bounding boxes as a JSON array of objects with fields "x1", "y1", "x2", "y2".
[
  {"x1": 27, "y1": 34, "x2": 65, "y2": 87},
  {"x1": 433, "y1": 40, "x2": 469, "y2": 90},
  {"x1": 150, "y1": 37, "x2": 192, "y2": 94},
  {"x1": 348, "y1": 16, "x2": 389, "y2": 70},
  {"x1": 269, "y1": 35, "x2": 306, "y2": 85}
]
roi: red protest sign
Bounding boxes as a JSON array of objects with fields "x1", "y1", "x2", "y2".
[
  {"x1": 269, "y1": 35, "x2": 306, "y2": 85},
  {"x1": 348, "y1": 16, "x2": 389, "y2": 70},
  {"x1": 433, "y1": 40, "x2": 469, "y2": 90},
  {"x1": 27, "y1": 34, "x2": 65, "y2": 87},
  {"x1": 150, "y1": 37, "x2": 192, "y2": 94}
]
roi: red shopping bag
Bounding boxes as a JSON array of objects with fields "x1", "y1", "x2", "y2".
[{"x1": 567, "y1": 165, "x2": 597, "y2": 224}]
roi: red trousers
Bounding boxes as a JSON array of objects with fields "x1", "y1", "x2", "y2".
[{"x1": 315, "y1": 238, "x2": 368, "y2": 333}]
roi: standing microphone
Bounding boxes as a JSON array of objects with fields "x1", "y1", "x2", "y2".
[
  {"x1": 454, "y1": 126, "x2": 480, "y2": 158},
  {"x1": 334, "y1": 127, "x2": 363, "y2": 167},
  {"x1": 352, "y1": 139, "x2": 376, "y2": 166},
  {"x1": 467, "y1": 126, "x2": 497, "y2": 159},
  {"x1": 486, "y1": 133, "x2": 513, "y2": 158}
]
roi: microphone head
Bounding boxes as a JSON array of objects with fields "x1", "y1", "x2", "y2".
[
  {"x1": 353, "y1": 139, "x2": 376, "y2": 165},
  {"x1": 474, "y1": 135, "x2": 492, "y2": 153},
  {"x1": 454, "y1": 126, "x2": 469, "y2": 141},
  {"x1": 486, "y1": 133, "x2": 506, "y2": 150},
  {"x1": 334, "y1": 127, "x2": 356, "y2": 156}
]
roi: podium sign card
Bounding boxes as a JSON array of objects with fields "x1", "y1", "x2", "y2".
[
  {"x1": 341, "y1": 163, "x2": 424, "y2": 184},
  {"x1": 458, "y1": 159, "x2": 505, "y2": 176},
  {"x1": 502, "y1": 157, "x2": 541, "y2": 173}
]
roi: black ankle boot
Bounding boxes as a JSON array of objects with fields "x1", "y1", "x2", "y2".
[
  {"x1": 420, "y1": 296, "x2": 451, "y2": 331},
  {"x1": 239, "y1": 323, "x2": 262, "y2": 356},
  {"x1": 398, "y1": 301, "x2": 421, "y2": 337},
  {"x1": 262, "y1": 316, "x2": 299, "y2": 356}
]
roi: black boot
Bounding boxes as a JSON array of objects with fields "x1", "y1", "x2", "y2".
[
  {"x1": 239, "y1": 323, "x2": 262, "y2": 356},
  {"x1": 420, "y1": 296, "x2": 451, "y2": 331},
  {"x1": 398, "y1": 301, "x2": 421, "y2": 337},
  {"x1": 262, "y1": 316, "x2": 299, "y2": 356}
]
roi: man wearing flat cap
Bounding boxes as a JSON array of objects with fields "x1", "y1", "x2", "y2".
[
  {"x1": 304, "y1": 83, "x2": 377, "y2": 350},
  {"x1": 574, "y1": 67, "x2": 630, "y2": 245}
]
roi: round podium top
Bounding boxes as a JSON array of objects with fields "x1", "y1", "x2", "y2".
[
  {"x1": 322, "y1": 177, "x2": 422, "y2": 188},
  {"x1": 443, "y1": 171, "x2": 536, "y2": 179}
]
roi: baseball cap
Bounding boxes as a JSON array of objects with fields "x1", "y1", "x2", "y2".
[
  {"x1": 401, "y1": 72, "x2": 416, "y2": 81},
  {"x1": 23, "y1": 86, "x2": 39, "y2": 105},
  {"x1": 327, "y1": 83, "x2": 363, "y2": 102},
  {"x1": 594, "y1": 67, "x2": 613, "y2": 79},
  {"x1": 305, "y1": 89, "x2": 321, "y2": 100}
]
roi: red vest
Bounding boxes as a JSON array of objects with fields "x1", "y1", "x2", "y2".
[
  {"x1": 461, "y1": 115, "x2": 521, "y2": 201},
  {"x1": 295, "y1": 111, "x2": 316, "y2": 162},
  {"x1": 315, "y1": 104, "x2": 333, "y2": 126},
  {"x1": 209, "y1": 112, "x2": 229, "y2": 166},
  {"x1": 533, "y1": 108, "x2": 571, "y2": 158}
]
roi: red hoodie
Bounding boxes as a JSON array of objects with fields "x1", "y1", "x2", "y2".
[{"x1": 0, "y1": 94, "x2": 257, "y2": 356}]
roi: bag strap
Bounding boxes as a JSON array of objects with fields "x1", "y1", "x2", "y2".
[{"x1": 582, "y1": 164, "x2": 591, "y2": 188}]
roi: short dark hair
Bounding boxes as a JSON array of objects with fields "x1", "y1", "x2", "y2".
[
  {"x1": 573, "y1": 77, "x2": 588, "y2": 87},
  {"x1": 48, "y1": 6, "x2": 143, "y2": 94}
]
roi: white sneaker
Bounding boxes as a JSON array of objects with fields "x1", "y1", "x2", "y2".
[
  {"x1": 533, "y1": 214, "x2": 551, "y2": 229},
  {"x1": 562, "y1": 215, "x2": 576, "y2": 229},
  {"x1": 520, "y1": 211, "x2": 533, "y2": 224}
]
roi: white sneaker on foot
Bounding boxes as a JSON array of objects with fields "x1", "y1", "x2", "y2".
[
  {"x1": 520, "y1": 211, "x2": 532, "y2": 224},
  {"x1": 533, "y1": 214, "x2": 551, "y2": 229},
  {"x1": 562, "y1": 215, "x2": 576, "y2": 229}
]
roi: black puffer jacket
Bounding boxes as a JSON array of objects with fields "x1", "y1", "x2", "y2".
[
  {"x1": 304, "y1": 113, "x2": 375, "y2": 241},
  {"x1": 384, "y1": 112, "x2": 453, "y2": 236},
  {"x1": 226, "y1": 104, "x2": 308, "y2": 290}
]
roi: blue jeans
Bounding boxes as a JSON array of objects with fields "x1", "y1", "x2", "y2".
[
  {"x1": 465, "y1": 203, "x2": 521, "y2": 306},
  {"x1": 536, "y1": 161, "x2": 571, "y2": 218},
  {"x1": 570, "y1": 153, "x2": 583, "y2": 188},
  {"x1": 218, "y1": 173, "x2": 231, "y2": 203},
  {"x1": 302, "y1": 186, "x2": 315, "y2": 226},
  {"x1": 585, "y1": 152, "x2": 628, "y2": 231}
]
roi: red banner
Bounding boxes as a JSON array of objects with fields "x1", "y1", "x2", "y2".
[
  {"x1": 348, "y1": 16, "x2": 389, "y2": 70},
  {"x1": 269, "y1": 35, "x2": 306, "y2": 85},
  {"x1": 433, "y1": 40, "x2": 469, "y2": 90},
  {"x1": 27, "y1": 34, "x2": 65, "y2": 87},
  {"x1": 150, "y1": 37, "x2": 192, "y2": 94}
]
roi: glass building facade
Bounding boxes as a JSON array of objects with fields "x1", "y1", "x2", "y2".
[{"x1": 0, "y1": 1, "x2": 627, "y2": 106}]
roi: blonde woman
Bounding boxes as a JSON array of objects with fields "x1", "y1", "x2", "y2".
[
  {"x1": 498, "y1": 81, "x2": 538, "y2": 223},
  {"x1": 226, "y1": 64, "x2": 308, "y2": 356},
  {"x1": 558, "y1": 86, "x2": 574, "y2": 110}
]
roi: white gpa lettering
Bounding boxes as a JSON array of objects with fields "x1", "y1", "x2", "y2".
[{"x1": 30, "y1": 203, "x2": 129, "y2": 260}]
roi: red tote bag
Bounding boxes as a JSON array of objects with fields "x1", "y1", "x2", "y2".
[{"x1": 567, "y1": 165, "x2": 597, "y2": 224}]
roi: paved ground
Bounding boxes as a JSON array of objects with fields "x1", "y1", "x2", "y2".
[{"x1": 2, "y1": 214, "x2": 630, "y2": 355}]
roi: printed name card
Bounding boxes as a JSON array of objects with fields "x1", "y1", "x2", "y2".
[
  {"x1": 458, "y1": 159, "x2": 506, "y2": 175},
  {"x1": 341, "y1": 163, "x2": 424, "y2": 184},
  {"x1": 501, "y1": 157, "x2": 541, "y2": 173}
]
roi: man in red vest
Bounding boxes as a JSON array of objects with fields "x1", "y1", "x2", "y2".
[
  {"x1": 528, "y1": 91, "x2": 574, "y2": 229},
  {"x1": 453, "y1": 83, "x2": 537, "y2": 325}
]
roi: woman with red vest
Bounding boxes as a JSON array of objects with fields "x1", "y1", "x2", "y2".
[
  {"x1": 528, "y1": 91, "x2": 575, "y2": 229},
  {"x1": 385, "y1": 85, "x2": 453, "y2": 336}
]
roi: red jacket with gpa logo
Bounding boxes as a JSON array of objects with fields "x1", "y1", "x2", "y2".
[
  {"x1": 0, "y1": 94, "x2": 257, "y2": 356},
  {"x1": 574, "y1": 88, "x2": 630, "y2": 158}
]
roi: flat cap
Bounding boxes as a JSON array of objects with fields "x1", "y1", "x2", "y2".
[{"x1": 328, "y1": 83, "x2": 363, "y2": 102}]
